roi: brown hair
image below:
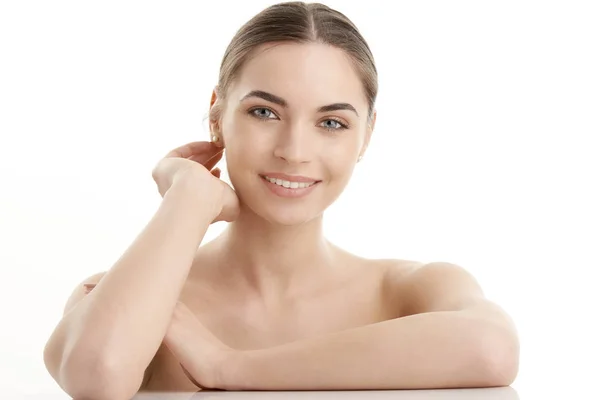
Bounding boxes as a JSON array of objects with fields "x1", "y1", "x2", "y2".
[{"x1": 208, "y1": 1, "x2": 378, "y2": 132}]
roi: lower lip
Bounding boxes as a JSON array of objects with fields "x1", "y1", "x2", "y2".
[{"x1": 260, "y1": 176, "x2": 320, "y2": 198}]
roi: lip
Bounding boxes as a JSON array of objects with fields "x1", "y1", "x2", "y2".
[
  {"x1": 260, "y1": 175, "x2": 320, "y2": 198},
  {"x1": 260, "y1": 172, "x2": 321, "y2": 183}
]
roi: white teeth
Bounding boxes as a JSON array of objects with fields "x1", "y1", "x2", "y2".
[{"x1": 264, "y1": 176, "x2": 315, "y2": 189}]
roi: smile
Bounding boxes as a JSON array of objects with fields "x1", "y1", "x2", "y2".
[
  {"x1": 261, "y1": 175, "x2": 317, "y2": 189},
  {"x1": 259, "y1": 175, "x2": 321, "y2": 198}
]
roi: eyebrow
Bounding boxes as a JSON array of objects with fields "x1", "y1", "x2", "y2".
[{"x1": 240, "y1": 90, "x2": 359, "y2": 117}]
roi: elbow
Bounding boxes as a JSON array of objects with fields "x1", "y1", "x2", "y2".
[
  {"x1": 479, "y1": 325, "x2": 520, "y2": 387},
  {"x1": 61, "y1": 349, "x2": 142, "y2": 400}
]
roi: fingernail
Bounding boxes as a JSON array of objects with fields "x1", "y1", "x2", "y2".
[{"x1": 83, "y1": 284, "x2": 96, "y2": 293}]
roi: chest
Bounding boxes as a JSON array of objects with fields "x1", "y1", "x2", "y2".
[{"x1": 205, "y1": 285, "x2": 395, "y2": 350}]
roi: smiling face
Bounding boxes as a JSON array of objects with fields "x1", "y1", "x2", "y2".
[{"x1": 213, "y1": 42, "x2": 375, "y2": 225}]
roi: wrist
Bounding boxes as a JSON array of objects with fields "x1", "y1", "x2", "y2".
[{"x1": 165, "y1": 171, "x2": 221, "y2": 220}]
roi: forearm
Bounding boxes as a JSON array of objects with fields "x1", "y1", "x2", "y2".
[
  {"x1": 55, "y1": 178, "x2": 217, "y2": 385},
  {"x1": 225, "y1": 310, "x2": 518, "y2": 390}
]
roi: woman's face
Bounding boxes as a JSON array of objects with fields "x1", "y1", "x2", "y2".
[{"x1": 216, "y1": 42, "x2": 374, "y2": 225}]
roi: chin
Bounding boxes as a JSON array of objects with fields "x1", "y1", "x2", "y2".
[
  {"x1": 267, "y1": 210, "x2": 322, "y2": 226},
  {"x1": 249, "y1": 200, "x2": 323, "y2": 226},
  {"x1": 238, "y1": 183, "x2": 324, "y2": 227}
]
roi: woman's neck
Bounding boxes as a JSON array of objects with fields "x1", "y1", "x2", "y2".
[{"x1": 210, "y1": 206, "x2": 338, "y2": 303}]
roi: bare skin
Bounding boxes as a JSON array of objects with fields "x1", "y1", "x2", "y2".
[{"x1": 85, "y1": 243, "x2": 423, "y2": 392}]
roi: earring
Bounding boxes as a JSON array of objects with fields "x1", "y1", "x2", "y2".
[{"x1": 211, "y1": 134, "x2": 220, "y2": 143}]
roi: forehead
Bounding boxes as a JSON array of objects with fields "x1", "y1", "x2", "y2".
[{"x1": 232, "y1": 42, "x2": 366, "y2": 110}]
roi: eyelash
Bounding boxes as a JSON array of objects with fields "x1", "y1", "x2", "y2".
[{"x1": 247, "y1": 107, "x2": 350, "y2": 132}]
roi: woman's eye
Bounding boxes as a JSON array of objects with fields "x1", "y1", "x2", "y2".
[
  {"x1": 321, "y1": 119, "x2": 349, "y2": 131},
  {"x1": 250, "y1": 108, "x2": 277, "y2": 119},
  {"x1": 322, "y1": 119, "x2": 343, "y2": 130}
]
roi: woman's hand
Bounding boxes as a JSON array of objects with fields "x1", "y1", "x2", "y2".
[
  {"x1": 151, "y1": 141, "x2": 239, "y2": 223},
  {"x1": 164, "y1": 301, "x2": 239, "y2": 390}
]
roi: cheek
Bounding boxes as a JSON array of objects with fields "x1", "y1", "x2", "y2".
[
  {"x1": 224, "y1": 117, "x2": 271, "y2": 152},
  {"x1": 324, "y1": 144, "x2": 359, "y2": 173},
  {"x1": 223, "y1": 132, "x2": 265, "y2": 185}
]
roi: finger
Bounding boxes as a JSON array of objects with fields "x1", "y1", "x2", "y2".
[
  {"x1": 165, "y1": 141, "x2": 214, "y2": 159},
  {"x1": 189, "y1": 148, "x2": 223, "y2": 170},
  {"x1": 83, "y1": 283, "x2": 97, "y2": 294},
  {"x1": 180, "y1": 364, "x2": 206, "y2": 390}
]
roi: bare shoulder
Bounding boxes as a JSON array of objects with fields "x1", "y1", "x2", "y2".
[
  {"x1": 332, "y1": 243, "x2": 424, "y2": 283},
  {"x1": 383, "y1": 259, "x2": 481, "y2": 287},
  {"x1": 62, "y1": 271, "x2": 108, "y2": 315},
  {"x1": 331, "y1": 242, "x2": 423, "y2": 275},
  {"x1": 383, "y1": 260, "x2": 515, "y2": 322},
  {"x1": 380, "y1": 259, "x2": 487, "y2": 315},
  {"x1": 381, "y1": 258, "x2": 426, "y2": 279}
]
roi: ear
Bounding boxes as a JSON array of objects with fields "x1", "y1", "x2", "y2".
[
  {"x1": 209, "y1": 86, "x2": 220, "y2": 134},
  {"x1": 359, "y1": 110, "x2": 376, "y2": 159}
]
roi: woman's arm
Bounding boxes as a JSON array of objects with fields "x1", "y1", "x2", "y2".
[
  {"x1": 223, "y1": 300, "x2": 518, "y2": 390},
  {"x1": 43, "y1": 177, "x2": 218, "y2": 400}
]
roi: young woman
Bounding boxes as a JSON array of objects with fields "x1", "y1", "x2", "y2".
[{"x1": 43, "y1": 2, "x2": 519, "y2": 397}]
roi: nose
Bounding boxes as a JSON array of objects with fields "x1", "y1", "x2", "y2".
[{"x1": 273, "y1": 121, "x2": 314, "y2": 164}]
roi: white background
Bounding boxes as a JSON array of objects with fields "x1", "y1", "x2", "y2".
[{"x1": 1, "y1": 0, "x2": 598, "y2": 397}]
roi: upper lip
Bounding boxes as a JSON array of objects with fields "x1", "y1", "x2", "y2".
[{"x1": 261, "y1": 172, "x2": 320, "y2": 183}]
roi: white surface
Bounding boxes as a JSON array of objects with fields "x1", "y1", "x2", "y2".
[
  {"x1": 1, "y1": 0, "x2": 598, "y2": 398},
  {"x1": 136, "y1": 388, "x2": 522, "y2": 399},
  {"x1": 0, "y1": 387, "x2": 521, "y2": 400}
]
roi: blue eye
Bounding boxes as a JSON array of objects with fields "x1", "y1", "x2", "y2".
[
  {"x1": 247, "y1": 107, "x2": 350, "y2": 132},
  {"x1": 321, "y1": 119, "x2": 347, "y2": 131},
  {"x1": 249, "y1": 107, "x2": 277, "y2": 119}
]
